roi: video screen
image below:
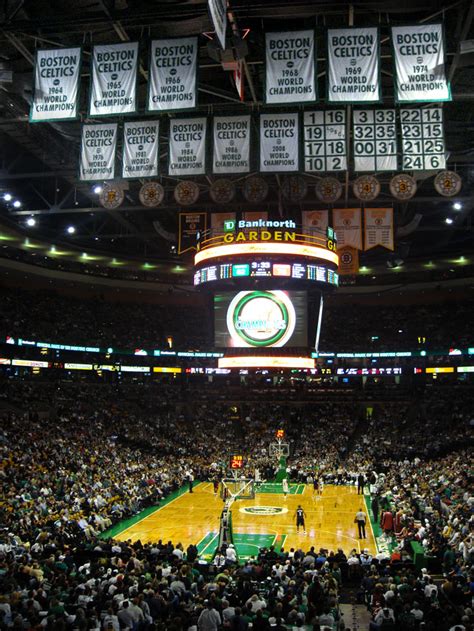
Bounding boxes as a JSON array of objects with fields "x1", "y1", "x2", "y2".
[{"x1": 214, "y1": 290, "x2": 307, "y2": 348}]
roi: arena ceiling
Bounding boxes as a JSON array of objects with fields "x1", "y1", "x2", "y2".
[{"x1": 0, "y1": 0, "x2": 473, "y2": 276}]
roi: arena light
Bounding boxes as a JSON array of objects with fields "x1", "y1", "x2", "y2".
[
  {"x1": 93, "y1": 185, "x2": 103, "y2": 195},
  {"x1": 195, "y1": 242, "x2": 339, "y2": 266},
  {"x1": 3, "y1": 193, "x2": 12, "y2": 202},
  {"x1": 26, "y1": 217, "x2": 36, "y2": 227},
  {"x1": 453, "y1": 202, "x2": 462, "y2": 210},
  {"x1": 218, "y1": 356, "x2": 315, "y2": 369},
  {"x1": 67, "y1": 225, "x2": 76, "y2": 234},
  {"x1": 13, "y1": 200, "x2": 21, "y2": 208},
  {"x1": 445, "y1": 217, "x2": 453, "y2": 224}
]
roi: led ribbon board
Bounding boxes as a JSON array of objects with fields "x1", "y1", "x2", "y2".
[{"x1": 195, "y1": 242, "x2": 339, "y2": 266}]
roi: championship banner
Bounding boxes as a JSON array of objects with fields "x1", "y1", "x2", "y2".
[
  {"x1": 213, "y1": 115, "x2": 251, "y2": 174},
  {"x1": 89, "y1": 42, "x2": 138, "y2": 116},
  {"x1": 79, "y1": 123, "x2": 117, "y2": 181},
  {"x1": 332, "y1": 208, "x2": 362, "y2": 250},
  {"x1": 169, "y1": 117, "x2": 207, "y2": 176},
  {"x1": 147, "y1": 37, "x2": 198, "y2": 112},
  {"x1": 122, "y1": 121, "x2": 159, "y2": 179},
  {"x1": 208, "y1": 0, "x2": 227, "y2": 49},
  {"x1": 259, "y1": 113, "x2": 299, "y2": 172},
  {"x1": 302, "y1": 210, "x2": 329, "y2": 233},
  {"x1": 327, "y1": 28, "x2": 380, "y2": 103},
  {"x1": 265, "y1": 30, "x2": 317, "y2": 104},
  {"x1": 364, "y1": 208, "x2": 394, "y2": 251},
  {"x1": 178, "y1": 212, "x2": 207, "y2": 254},
  {"x1": 392, "y1": 24, "x2": 451, "y2": 103},
  {"x1": 338, "y1": 246, "x2": 359, "y2": 275},
  {"x1": 30, "y1": 47, "x2": 81, "y2": 122},
  {"x1": 211, "y1": 212, "x2": 236, "y2": 235}
]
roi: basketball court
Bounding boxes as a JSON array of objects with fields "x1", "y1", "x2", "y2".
[{"x1": 108, "y1": 482, "x2": 377, "y2": 561}]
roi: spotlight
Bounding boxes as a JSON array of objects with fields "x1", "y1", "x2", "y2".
[
  {"x1": 13, "y1": 200, "x2": 21, "y2": 208},
  {"x1": 445, "y1": 217, "x2": 453, "y2": 224},
  {"x1": 93, "y1": 185, "x2": 103, "y2": 195},
  {"x1": 67, "y1": 225, "x2": 76, "y2": 234},
  {"x1": 453, "y1": 202, "x2": 462, "y2": 210},
  {"x1": 26, "y1": 217, "x2": 36, "y2": 227},
  {"x1": 3, "y1": 193, "x2": 12, "y2": 202}
]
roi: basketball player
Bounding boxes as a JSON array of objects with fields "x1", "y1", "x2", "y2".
[
  {"x1": 213, "y1": 478, "x2": 219, "y2": 496},
  {"x1": 294, "y1": 505, "x2": 306, "y2": 534},
  {"x1": 254, "y1": 468, "x2": 261, "y2": 488},
  {"x1": 282, "y1": 478, "x2": 289, "y2": 498}
]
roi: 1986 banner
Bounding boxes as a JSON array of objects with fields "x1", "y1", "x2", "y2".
[{"x1": 213, "y1": 115, "x2": 251, "y2": 174}]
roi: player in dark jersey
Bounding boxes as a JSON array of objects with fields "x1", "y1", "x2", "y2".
[{"x1": 294, "y1": 504, "x2": 307, "y2": 534}]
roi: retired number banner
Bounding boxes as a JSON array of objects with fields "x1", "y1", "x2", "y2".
[
  {"x1": 208, "y1": 0, "x2": 227, "y2": 49},
  {"x1": 364, "y1": 208, "x2": 394, "y2": 251},
  {"x1": 90, "y1": 42, "x2": 138, "y2": 116},
  {"x1": 260, "y1": 113, "x2": 299, "y2": 172},
  {"x1": 178, "y1": 212, "x2": 207, "y2": 254},
  {"x1": 302, "y1": 210, "x2": 329, "y2": 234},
  {"x1": 122, "y1": 121, "x2": 159, "y2": 179},
  {"x1": 79, "y1": 123, "x2": 117, "y2": 181},
  {"x1": 148, "y1": 37, "x2": 198, "y2": 111},
  {"x1": 327, "y1": 28, "x2": 380, "y2": 103},
  {"x1": 213, "y1": 115, "x2": 251, "y2": 174},
  {"x1": 169, "y1": 117, "x2": 207, "y2": 176},
  {"x1": 265, "y1": 30, "x2": 316, "y2": 104},
  {"x1": 392, "y1": 24, "x2": 451, "y2": 103},
  {"x1": 332, "y1": 208, "x2": 363, "y2": 250},
  {"x1": 30, "y1": 47, "x2": 81, "y2": 122}
]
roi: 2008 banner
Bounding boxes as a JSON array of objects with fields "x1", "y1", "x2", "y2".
[{"x1": 259, "y1": 113, "x2": 299, "y2": 172}]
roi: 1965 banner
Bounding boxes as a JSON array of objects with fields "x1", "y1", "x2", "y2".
[
  {"x1": 80, "y1": 123, "x2": 118, "y2": 181},
  {"x1": 90, "y1": 42, "x2": 138, "y2": 116},
  {"x1": 327, "y1": 27, "x2": 380, "y2": 103},
  {"x1": 392, "y1": 24, "x2": 451, "y2": 102},
  {"x1": 265, "y1": 30, "x2": 317, "y2": 104},
  {"x1": 30, "y1": 47, "x2": 81, "y2": 121},
  {"x1": 147, "y1": 37, "x2": 198, "y2": 111}
]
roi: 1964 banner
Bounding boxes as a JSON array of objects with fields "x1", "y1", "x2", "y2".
[
  {"x1": 122, "y1": 121, "x2": 159, "y2": 179},
  {"x1": 79, "y1": 123, "x2": 117, "y2": 181},
  {"x1": 213, "y1": 115, "x2": 251, "y2": 174},
  {"x1": 259, "y1": 113, "x2": 299, "y2": 172},
  {"x1": 265, "y1": 30, "x2": 317, "y2": 104},
  {"x1": 30, "y1": 47, "x2": 81, "y2": 122},
  {"x1": 392, "y1": 24, "x2": 451, "y2": 102},
  {"x1": 90, "y1": 42, "x2": 138, "y2": 116},
  {"x1": 169, "y1": 117, "x2": 207, "y2": 176},
  {"x1": 147, "y1": 37, "x2": 198, "y2": 111},
  {"x1": 327, "y1": 27, "x2": 380, "y2": 103}
]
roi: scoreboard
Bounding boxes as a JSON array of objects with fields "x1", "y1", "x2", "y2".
[{"x1": 230, "y1": 454, "x2": 244, "y2": 469}]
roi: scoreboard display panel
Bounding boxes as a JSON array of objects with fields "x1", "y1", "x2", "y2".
[
  {"x1": 230, "y1": 454, "x2": 244, "y2": 469},
  {"x1": 401, "y1": 107, "x2": 446, "y2": 170},
  {"x1": 303, "y1": 110, "x2": 347, "y2": 172},
  {"x1": 353, "y1": 109, "x2": 398, "y2": 172},
  {"x1": 214, "y1": 290, "x2": 308, "y2": 348}
]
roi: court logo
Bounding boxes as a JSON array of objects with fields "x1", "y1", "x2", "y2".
[{"x1": 239, "y1": 506, "x2": 288, "y2": 516}]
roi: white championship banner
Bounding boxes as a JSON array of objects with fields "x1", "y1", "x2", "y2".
[
  {"x1": 259, "y1": 113, "x2": 299, "y2": 172},
  {"x1": 169, "y1": 117, "x2": 207, "y2": 176},
  {"x1": 30, "y1": 47, "x2": 81, "y2": 122},
  {"x1": 90, "y1": 42, "x2": 138, "y2": 116},
  {"x1": 147, "y1": 37, "x2": 198, "y2": 111},
  {"x1": 79, "y1": 123, "x2": 117, "y2": 181},
  {"x1": 213, "y1": 115, "x2": 250, "y2": 174},
  {"x1": 208, "y1": 0, "x2": 227, "y2": 49},
  {"x1": 265, "y1": 30, "x2": 316, "y2": 104},
  {"x1": 122, "y1": 121, "x2": 159, "y2": 179},
  {"x1": 364, "y1": 208, "x2": 394, "y2": 251},
  {"x1": 392, "y1": 24, "x2": 451, "y2": 103},
  {"x1": 327, "y1": 27, "x2": 380, "y2": 103}
]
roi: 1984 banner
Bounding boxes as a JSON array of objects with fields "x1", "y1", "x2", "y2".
[{"x1": 169, "y1": 117, "x2": 207, "y2": 176}]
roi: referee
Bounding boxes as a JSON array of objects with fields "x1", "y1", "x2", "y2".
[{"x1": 355, "y1": 507, "x2": 367, "y2": 539}]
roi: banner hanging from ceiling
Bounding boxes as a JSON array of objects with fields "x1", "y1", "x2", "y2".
[
  {"x1": 392, "y1": 24, "x2": 451, "y2": 102},
  {"x1": 79, "y1": 123, "x2": 118, "y2": 181},
  {"x1": 147, "y1": 37, "x2": 198, "y2": 112},
  {"x1": 327, "y1": 27, "x2": 380, "y2": 103},
  {"x1": 332, "y1": 208, "x2": 363, "y2": 250},
  {"x1": 169, "y1": 117, "x2": 207, "y2": 176},
  {"x1": 122, "y1": 121, "x2": 159, "y2": 179},
  {"x1": 89, "y1": 42, "x2": 139, "y2": 116},
  {"x1": 208, "y1": 0, "x2": 227, "y2": 49},
  {"x1": 265, "y1": 30, "x2": 317, "y2": 104},
  {"x1": 213, "y1": 115, "x2": 251, "y2": 174},
  {"x1": 30, "y1": 47, "x2": 81, "y2": 122},
  {"x1": 301, "y1": 210, "x2": 329, "y2": 234},
  {"x1": 259, "y1": 113, "x2": 299, "y2": 172},
  {"x1": 178, "y1": 212, "x2": 207, "y2": 254},
  {"x1": 338, "y1": 246, "x2": 359, "y2": 275},
  {"x1": 364, "y1": 208, "x2": 394, "y2": 251}
]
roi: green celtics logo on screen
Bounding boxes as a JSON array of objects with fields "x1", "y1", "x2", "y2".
[
  {"x1": 240, "y1": 506, "x2": 288, "y2": 515},
  {"x1": 226, "y1": 290, "x2": 296, "y2": 348}
]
